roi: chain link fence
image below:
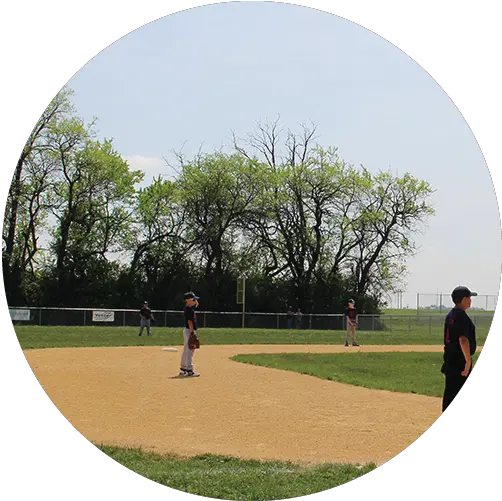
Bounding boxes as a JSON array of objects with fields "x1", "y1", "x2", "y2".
[
  {"x1": 396, "y1": 292, "x2": 498, "y2": 313},
  {"x1": 418, "y1": 293, "x2": 499, "y2": 312},
  {"x1": 8, "y1": 306, "x2": 494, "y2": 334}
]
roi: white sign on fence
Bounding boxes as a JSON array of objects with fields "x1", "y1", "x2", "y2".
[
  {"x1": 92, "y1": 310, "x2": 115, "y2": 322},
  {"x1": 9, "y1": 309, "x2": 31, "y2": 321}
]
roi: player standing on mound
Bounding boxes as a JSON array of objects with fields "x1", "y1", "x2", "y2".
[
  {"x1": 180, "y1": 291, "x2": 201, "y2": 377},
  {"x1": 345, "y1": 299, "x2": 360, "y2": 346}
]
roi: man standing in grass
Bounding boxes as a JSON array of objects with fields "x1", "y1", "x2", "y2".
[
  {"x1": 286, "y1": 306, "x2": 294, "y2": 329},
  {"x1": 345, "y1": 299, "x2": 360, "y2": 347},
  {"x1": 441, "y1": 286, "x2": 477, "y2": 412},
  {"x1": 138, "y1": 301, "x2": 154, "y2": 336},
  {"x1": 295, "y1": 307, "x2": 303, "y2": 329}
]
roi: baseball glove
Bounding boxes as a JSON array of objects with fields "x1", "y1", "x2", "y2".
[{"x1": 188, "y1": 331, "x2": 200, "y2": 350}]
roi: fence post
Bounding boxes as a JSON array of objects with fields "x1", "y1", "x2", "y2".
[
  {"x1": 83, "y1": 310, "x2": 86, "y2": 327},
  {"x1": 123, "y1": 311, "x2": 126, "y2": 327},
  {"x1": 204, "y1": 312, "x2": 207, "y2": 328},
  {"x1": 429, "y1": 315, "x2": 432, "y2": 335},
  {"x1": 309, "y1": 314, "x2": 312, "y2": 329},
  {"x1": 439, "y1": 294, "x2": 443, "y2": 312},
  {"x1": 372, "y1": 315, "x2": 375, "y2": 331},
  {"x1": 39, "y1": 308, "x2": 42, "y2": 326},
  {"x1": 276, "y1": 314, "x2": 279, "y2": 329}
]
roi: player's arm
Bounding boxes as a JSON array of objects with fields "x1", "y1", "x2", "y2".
[
  {"x1": 459, "y1": 336, "x2": 472, "y2": 375},
  {"x1": 187, "y1": 307, "x2": 196, "y2": 333},
  {"x1": 187, "y1": 320, "x2": 195, "y2": 333},
  {"x1": 455, "y1": 315, "x2": 472, "y2": 376}
]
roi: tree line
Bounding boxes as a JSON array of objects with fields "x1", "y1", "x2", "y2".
[{"x1": 2, "y1": 89, "x2": 434, "y2": 313}]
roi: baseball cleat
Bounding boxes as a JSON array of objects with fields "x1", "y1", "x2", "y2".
[
  {"x1": 352, "y1": 343, "x2": 360, "y2": 347},
  {"x1": 344, "y1": 342, "x2": 349, "y2": 347},
  {"x1": 186, "y1": 371, "x2": 200, "y2": 377}
]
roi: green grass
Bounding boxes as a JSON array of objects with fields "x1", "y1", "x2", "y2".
[
  {"x1": 97, "y1": 445, "x2": 375, "y2": 501},
  {"x1": 13, "y1": 325, "x2": 489, "y2": 350},
  {"x1": 231, "y1": 352, "x2": 480, "y2": 397},
  {"x1": 10, "y1": 325, "x2": 444, "y2": 350}
]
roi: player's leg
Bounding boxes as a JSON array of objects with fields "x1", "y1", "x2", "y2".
[
  {"x1": 182, "y1": 329, "x2": 199, "y2": 376},
  {"x1": 345, "y1": 322, "x2": 350, "y2": 346},
  {"x1": 187, "y1": 349, "x2": 195, "y2": 376},
  {"x1": 180, "y1": 328, "x2": 190, "y2": 375},
  {"x1": 139, "y1": 318, "x2": 145, "y2": 336},
  {"x1": 442, "y1": 372, "x2": 466, "y2": 412},
  {"x1": 352, "y1": 325, "x2": 359, "y2": 346},
  {"x1": 146, "y1": 319, "x2": 151, "y2": 336}
]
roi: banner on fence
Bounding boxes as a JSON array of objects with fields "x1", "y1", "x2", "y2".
[
  {"x1": 92, "y1": 310, "x2": 115, "y2": 322},
  {"x1": 9, "y1": 309, "x2": 31, "y2": 321}
]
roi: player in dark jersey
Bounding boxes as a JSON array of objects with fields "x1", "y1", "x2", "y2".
[
  {"x1": 441, "y1": 286, "x2": 477, "y2": 412},
  {"x1": 345, "y1": 299, "x2": 360, "y2": 346},
  {"x1": 138, "y1": 301, "x2": 153, "y2": 336},
  {"x1": 180, "y1": 291, "x2": 200, "y2": 377}
]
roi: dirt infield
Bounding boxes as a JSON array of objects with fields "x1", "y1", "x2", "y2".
[{"x1": 25, "y1": 344, "x2": 444, "y2": 465}]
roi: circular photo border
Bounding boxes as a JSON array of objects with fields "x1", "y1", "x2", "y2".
[{"x1": 6, "y1": 0, "x2": 502, "y2": 497}]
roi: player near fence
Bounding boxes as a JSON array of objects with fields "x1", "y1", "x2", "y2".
[
  {"x1": 179, "y1": 291, "x2": 201, "y2": 377},
  {"x1": 345, "y1": 299, "x2": 360, "y2": 346},
  {"x1": 295, "y1": 308, "x2": 303, "y2": 329},
  {"x1": 441, "y1": 286, "x2": 477, "y2": 412},
  {"x1": 138, "y1": 301, "x2": 154, "y2": 336},
  {"x1": 286, "y1": 306, "x2": 294, "y2": 329}
]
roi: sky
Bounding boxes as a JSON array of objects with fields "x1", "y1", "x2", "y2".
[{"x1": 65, "y1": 1, "x2": 501, "y2": 309}]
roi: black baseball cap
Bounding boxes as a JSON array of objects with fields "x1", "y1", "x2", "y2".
[
  {"x1": 184, "y1": 291, "x2": 199, "y2": 300},
  {"x1": 451, "y1": 286, "x2": 477, "y2": 304}
]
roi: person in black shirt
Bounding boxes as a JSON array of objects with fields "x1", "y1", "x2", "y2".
[
  {"x1": 345, "y1": 299, "x2": 360, "y2": 347},
  {"x1": 138, "y1": 301, "x2": 154, "y2": 336},
  {"x1": 180, "y1": 291, "x2": 200, "y2": 377},
  {"x1": 441, "y1": 286, "x2": 477, "y2": 412}
]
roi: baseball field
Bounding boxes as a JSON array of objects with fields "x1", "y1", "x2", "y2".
[{"x1": 16, "y1": 325, "x2": 486, "y2": 500}]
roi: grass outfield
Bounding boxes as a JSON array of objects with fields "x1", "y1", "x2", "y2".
[
  {"x1": 231, "y1": 352, "x2": 481, "y2": 397},
  {"x1": 97, "y1": 445, "x2": 375, "y2": 500},
  {"x1": 13, "y1": 325, "x2": 489, "y2": 350}
]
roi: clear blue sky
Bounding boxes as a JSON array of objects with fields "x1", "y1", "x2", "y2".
[{"x1": 67, "y1": 2, "x2": 500, "y2": 308}]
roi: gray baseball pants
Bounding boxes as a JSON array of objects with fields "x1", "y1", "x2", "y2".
[
  {"x1": 180, "y1": 328, "x2": 195, "y2": 371},
  {"x1": 345, "y1": 322, "x2": 357, "y2": 344},
  {"x1": 139, "y1": 318, "x2": 151, "y2": 336}
]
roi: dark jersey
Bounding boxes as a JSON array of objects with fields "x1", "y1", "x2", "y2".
[
  {"x1": 140, "y1": 306, "x2": 152, "y2": 319},
  {"x1": 443, "y1": 307, "x2": 476, "y2": 372},
  {"x1": 184, "y1": 305, "x2": 198, "y2": 331},
  {"x1": 345, "y1": 307, "x2": 358, "y2": 321}
]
